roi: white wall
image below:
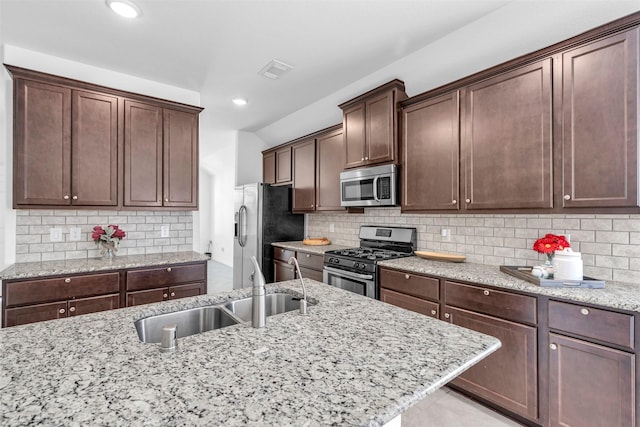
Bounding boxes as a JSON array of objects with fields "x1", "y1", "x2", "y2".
[
  {"x1": 0, "y1": 1, "x2": 11, "y2": 271},
  {"x1": 236, "y1": 131, "x2": 269, "y2": 186}
]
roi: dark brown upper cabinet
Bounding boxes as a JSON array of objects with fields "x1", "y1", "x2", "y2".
[
  {"x1": 402, "y1": 91, "x2": 460, "y2": 211},
  {"x1": 7, "y1": 65, "x2": 202, "y2": 210},
  {"x1": 340, "y1": 80, "x2": 407, "y2": 169},
  {"x1": 263, "y1": 151, "x2": 276, "y2": 184},
  {"x1": 315, "y1": 126, "x2": 345, "y2": 211},
  {"x1": 12, "y1": 77, "x2": 118, "y2": 207},
  {"x1": 462, "y1": 58, "x2": 553, "y2": 210},
  {"x1": 559, "y1": 28, "x2": 639, "y2": 208},
  {"x1": 292, "y1": 138, "x2": 316, "y2": 213},
  {"x1": 275, "y1": 146, "x2": 292, "y2": 184}
]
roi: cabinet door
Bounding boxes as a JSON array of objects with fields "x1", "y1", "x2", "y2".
[
  {"x1": 445, "y1": 305, "x2": 538, "y2": 421},
  {"x1": 126, "y1": 288, "x2": 168, "y2": 307},
  {"x1": 13, "y1": 79, "x2": 71, "y2": 206},
  {"x1": 69, "y1": 294, "x2": 120, "y2": 317},
  {"x1": 123, "y1": 99, "x2": 163, "y2": 207},
  {"x1": 276, "y1": 146, "x2": 292, "y2": 184},
  {"x1": 298, "y1": 266, "x2": 324, "y2": 282},
  {"x1": 274, "y1": 260, "x2": 296, "y2": 282},
  {"x1": 366, "y1": 91, "x2": 395, "y2": 164},
  {"x1": 560, "y1": 28, "x2": 638, "y2": 208},
  {"x1": 126, "y1": 263, "x2": 206, "y2": 291},
  {"x1": 316, "y1": 127, "x2": 345, "y2": 211},
  {"x1": 343, "y1": 103, "x2": 367, "y2": 168},
  {"x1": 548, "y1": 333, "x2": 634, "y2": 427},
  {"x1": 163, "y1": 108, "x2": 198, "y2": 208},
  {"x1": 380, "y1": 288, "x2": 439, "y2": 319},
  {"x1": 71, "y1": 90, "x2": 118, "y2": 206},
  {"x1": 402, "y1": 91, "x2": 460, "y2": 211},
  {"x1": 263, "y1": 151, "x2": 276, "y2": 184},
  {"x1": 292, "y1": 139, "x2": 316, "y2": 212},
  {"x1": 168, "y1": 282, "x2": 205, "y2": 300},
  {"x1": 4, "y1": 301, "x2": 68, "y2": 327},
  {"x1": 462, "y1": 59, "x2": 552, "y2": 209}
]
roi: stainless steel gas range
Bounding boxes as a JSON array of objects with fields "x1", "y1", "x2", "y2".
[{"x1": 323, "y1": 225, "x2": 417, "y2": 299}]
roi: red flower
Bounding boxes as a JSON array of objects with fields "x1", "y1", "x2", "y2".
[
  {"x1": 533, "y1": 233, "x2": 570, "y2": 254},
  {"x1": 92, "y1": 225, "x2": 126, "y2": 242},
  {"x1": 91, "y1": 226, "x2": 106, "y2": 241},
  {"x1": 113, "y1": 229, "x2": 126, "y2": 239}
]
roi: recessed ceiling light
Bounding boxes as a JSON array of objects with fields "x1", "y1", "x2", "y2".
[
  {"x1": 232, "y1": 98, "x2": 248, "y2": 106},
  {"x1": 106, "y1": 0, "x2": 141, "y2": 18}
]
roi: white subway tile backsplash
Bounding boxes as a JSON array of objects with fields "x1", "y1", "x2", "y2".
[{"x1": 14, "y1": 210, "x2": 194, "y2": 263}]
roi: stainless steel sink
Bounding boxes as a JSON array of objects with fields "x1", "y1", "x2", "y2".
[
  {"x1": 224, "y1": 293, "x2": 300, "y2": 323},
  {"x1": 134, "y1": 306, "x2": 241, "y2": 344},
  {"x1": 134, "y1": 292, "x2": 304, "y2": 343}
]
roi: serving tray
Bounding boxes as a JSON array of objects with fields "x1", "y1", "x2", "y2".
[
  {"x1": 500, "y1": 265, "x2": 605, "y2": 288},
  {"x1": 415, "y1": 251, "x2": 466, "y2": 263},
  {"x1": 303, "y1": 237, "x2": 331, "y2": 246}
]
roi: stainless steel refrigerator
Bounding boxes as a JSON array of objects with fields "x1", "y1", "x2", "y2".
[{"x1": 233, "y1": 183, "x2": 304, "y2": 288}]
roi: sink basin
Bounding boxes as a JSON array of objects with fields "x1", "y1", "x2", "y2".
[
  {"x1": 134, "y1": 306, "x2": 240, "y2": 343},
  {"x1": 224, "y1": 292, "x2": 301, "y2": 322}
]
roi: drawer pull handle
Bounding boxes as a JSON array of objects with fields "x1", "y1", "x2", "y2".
[
  {"x1": 550, "y1": 343, "x2": 557, "y2": 350},
  {"x1": 580, "y1": 308, "x2": 589, "y2": 316},
  {"x1": 404, "y1": 274, "x2": 410, "y2": 279},
  {"x1": 444, "y1": 313, "x2": 450, "y2": 319},
  {"x1": 170, "y1": 292, "x2": 176, "y2": 297},
  {"x1": 306, "y1": 254, "x2": 310, "y2": 258},
  {"x1": 64, "y1": 278, "x2": 71, "y2": 283},
  {"x1": 483, "y1": 290, "x2": 490, "y2": 296},
  {"x1": 163, "y1": 293, "x2": 168, "y2": 299},
  {"x1": 59, "y1": 308, "x2": 66, "y2": 314},
  {"x1": 430, "y1": 309, "x2": 437, "y2": 316},
  {"x1": 167, "y1": 267, "x2": 172, "y2": 272},
  {"x1": 69, "y1": 307, "x2": 76, "y2": 313}
]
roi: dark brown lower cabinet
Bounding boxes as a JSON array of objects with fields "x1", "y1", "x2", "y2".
[
  {"x1": 445, "y1": 306, "x2": 538, "y2": 420},
  {"x1": 548, "y1": 333, "x2": 635, "y2": 427},
  {"x1": 126, "y1": 282, "x2": 205, "y2": 307},
  {"x1": 380, "y1": 288, "x2": 439, "y2": 319},
  {"x1": 274, "y1": 260, "x2": 296, "y2": 282}
]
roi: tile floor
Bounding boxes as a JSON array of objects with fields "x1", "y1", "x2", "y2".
[{"x1": 207, "y1": 262, "x2": 522, "y2": 426}]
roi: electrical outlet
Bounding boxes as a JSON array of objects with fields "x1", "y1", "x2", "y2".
[
  {"x1": 69, "y1": 227, "x2": 81, "y2": 241},
  {"x1": 329, "y1": 223, "x2": 335, "y2": 233},
  {"x1": 441, "y1": 228, "x2": 451, "y2": 242},
  {"x1": 160, "y1": 225, "x2": 170, "y2": 238},
  {"x1": 50, "y1": 228, "x2": 63, "y2": 242}
]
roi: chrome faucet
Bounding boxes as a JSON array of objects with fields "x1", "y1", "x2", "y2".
[
  {"x1": 249, "y1": 256, "x2": 266, "y2": 328},
  {"x1": 287, "y1": 257, "x2": 308, "y2": 315}
]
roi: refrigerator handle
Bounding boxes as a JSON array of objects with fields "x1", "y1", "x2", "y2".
[{"x1": 238, "y1": 205, "x2": 247, "y2": 247}]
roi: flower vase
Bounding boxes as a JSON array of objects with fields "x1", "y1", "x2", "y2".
[
  {"x1": 100, "y1": 241, "x2": 117, "y2": 258},
  {"x1": 544, "y1": 253, "x2": 554, "y2": 277}
]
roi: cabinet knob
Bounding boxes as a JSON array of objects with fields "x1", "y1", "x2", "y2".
[
  {"x1": 64, "y1": 278, "x2": 71, "y2": 283},
  {"x1": 452, "y1": 200, "x2": 457, "y2": 204},
  {"x1": 365, "y1": 156, "x2": 369, "y2": 160},
  {"x1": 306, "y1": 254, "x2": 310, "y2": 258},
  {"x1": 444, "y1": 313, "x2": 450, "y2": 319},
  {"x1": 310, "y1": 204, "x2": 314, "y2": 207},
  {"x1": 69, "y1": 306, "x2": 76, "y2": 313},
  {"x1": 72, "y1": 196, "x2": 78, "y2": 200},
  {"x1": 167, "y1": 267, "x2": 172, "y2": 272},
  {"x1": 170, "y1": 292, "x2": 176, "y2": 297},
  {"x1": 165, "y1": 198, "x2": 169, "y2": 202},
  {"x1": 404, "y1": 274, "x2": 410, "y2": 279},
  {"x1": 361, "y1": 157, "x2": 365, "y2": 161},
  {"x1": 564, "y1": 194, "x2": 571, "y2": 200},
  {"x1": 59, "y1": 308, "x2": 66, "y2": 314},
  {"x1": 465, "y1": 198, "x2": 471, "y2": 203},
  {"x1": 550, "y1": 343, "x2": 557, "y2": 350},
  {"x1": 63, "y1": 195, "x2": 70, "y2": 200},
  {"x1": 483, "y1": 290, "x2": 490, "y2": 296},
  {"x1": 430, "y1": 309, "x2": 437, "y2": 316},
  {"x1": 163, "y1": 293, "x2": 168, "y2": 299},
  {"x1": 580, "y1": 308, "x2": 590, "y2": 316}
]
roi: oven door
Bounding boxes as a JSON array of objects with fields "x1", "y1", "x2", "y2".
[{"x1": 323, "y1": 266, "x2": 376, "y2": 299}]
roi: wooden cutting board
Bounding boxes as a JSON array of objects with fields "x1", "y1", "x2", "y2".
[
  {"x1": 303, "y1": 237, "x2": 331, "y2": 246},
  {"x1": 415, "y1": 251, "x2": 466, "y2": 263}
]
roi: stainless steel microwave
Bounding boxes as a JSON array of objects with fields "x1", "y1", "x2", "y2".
[{"x1": 340, "y1": 164, "x2": 397, "y2": 207}]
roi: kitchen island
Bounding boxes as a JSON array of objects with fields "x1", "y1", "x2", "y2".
[{"x1": 0, "y1": 279, "x2": 500, "y2": 426}]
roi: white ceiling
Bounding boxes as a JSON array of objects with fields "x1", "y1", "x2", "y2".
[{"x1": 0, "y1": 0, "x2": 512, "y2": 133}]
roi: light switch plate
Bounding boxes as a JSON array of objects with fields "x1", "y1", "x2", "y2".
[
  {"x1": 50, "y1": 228, "x2": 63, "y2": 242},
  {"x1": 161, "y1": 225, "x2": 170, "y2": 238},
  {"x1": 69, "y1": 227, "x2": 82, "y2": 241},
  {"x1": 441, "y1": 228, "x2": 451, "y2": 242}
]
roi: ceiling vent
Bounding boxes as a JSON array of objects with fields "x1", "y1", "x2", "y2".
[{"x1": 258, "y1": 59, "x2": 294, "y2": 79}]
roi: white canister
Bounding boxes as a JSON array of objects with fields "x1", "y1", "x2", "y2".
[{"x1": 553, "y1": 248, "x2": 583, "y2": 280}]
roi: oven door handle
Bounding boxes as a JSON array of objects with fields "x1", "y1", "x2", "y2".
[{"x1": 323, "y1": 266, "x2": 374, "y2": 280}]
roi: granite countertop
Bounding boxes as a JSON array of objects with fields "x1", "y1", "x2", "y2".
[
  {"x1": 378, "y1": 257, "x2": 640, "y2": 314},
  {"x1": 0, "y1": 251, "x2": 210, "y2": 281},
  {"x1": 272, "y1": 241, "x2": 351, "y2": 255},
  {"x1": 0, "y1": 280, "x2": 500, "y2": 426}
]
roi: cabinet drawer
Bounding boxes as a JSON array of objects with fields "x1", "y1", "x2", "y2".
[
  {"x1": 297, "y1": 252, "x2": 324, "y2": 270},
  {"x1": 274, "y1": 247, "x2": 295, "y2": 263},
  {"x1": 381, "y1": 288, "x2": 439, "y2": 319},
  {"x1": 126, "y1": 263, "x2": 205, "y2": 291},
  {"x1": 4, "y1": 301, "x2": 68, "y2": 327},
  {"x1": 380, "y1": 268, "x2": 439, "y2": 302},
  {"x1": 548, "y1": 300, "x2": 634, "y2": 349},
  {"x1": 5, "y1": 272, "x2": 120, "y2": 307},
  {"x1": 299, "y1": 266, "x2": 324, "y2": 282},
  {"x1": 444, "y1": 280, "x2": 537, "y2": 325}
]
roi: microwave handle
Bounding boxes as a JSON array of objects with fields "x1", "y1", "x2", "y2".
[{"x1": 373, "y1": 176, "x2": 379, "y2": 202}]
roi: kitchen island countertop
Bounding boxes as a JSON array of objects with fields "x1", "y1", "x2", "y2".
[
  {"x1": 379, "y1": 257, "x2": 640, "y2": 314},
  {"x1": 0, "y1": 280, "x2": 500, "y2": 426}
]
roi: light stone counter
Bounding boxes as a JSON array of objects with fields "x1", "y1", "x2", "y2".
[
  {"x1": 378, "y1": 257, "x2": 640, "y2": 313},
  {"x1": 273, "y1": 241, "x2": 351, "y2": 256},
  {"x1": 0, "y1": 280, "x2": 500, "y2": 426}
]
